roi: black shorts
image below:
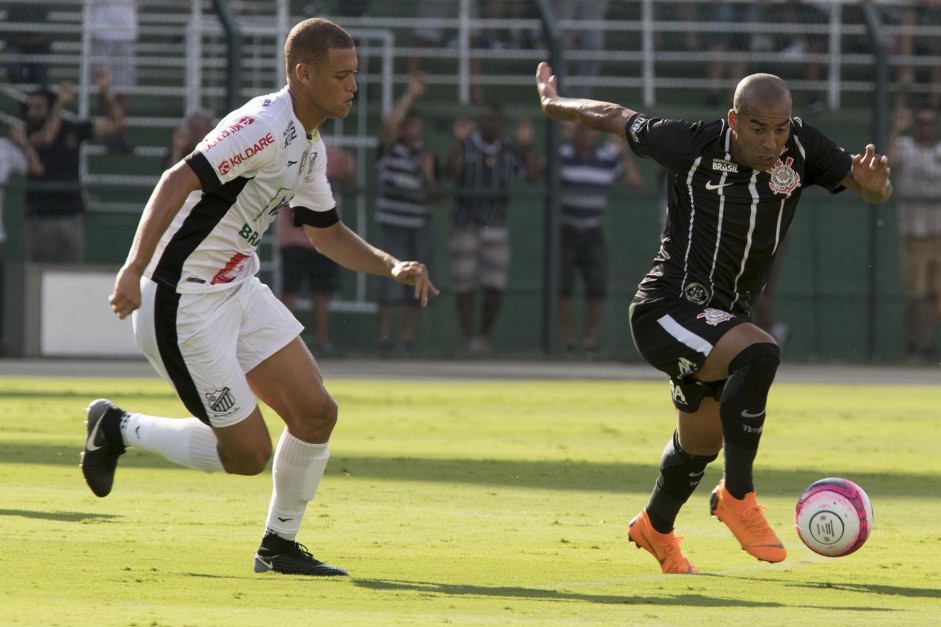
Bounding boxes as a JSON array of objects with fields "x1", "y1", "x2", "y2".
[
  {"x1": 629, "y1": 295, "x2": 747, "y2": 412},
  {"x1": 560, "y1": 225, "x2": 608, "y2": 299},
  {"x1": 280, "y1": 245, "x2": 340, "y2": 294}
]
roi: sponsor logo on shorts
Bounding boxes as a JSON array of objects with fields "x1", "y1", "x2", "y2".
[
  {"x1": 696, "y1": 307, "x2": 734, "y2": 326},
  {"x1": 669, "y1": 380, "x2": 687, "y2": 405},
  {"x1": 206, "y1": 386, "x2": 237, "y2": 415},
  {"x1": 677, "y1": 357, "x2": 698, "y2": 377},
  {"x1": 684, "y1": 282, "x2": 710, "y2": 305}
]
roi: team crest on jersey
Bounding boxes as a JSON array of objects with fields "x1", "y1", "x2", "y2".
[
  {"x1": 684, "y1": 282, "x2": 711, "y2": 305},
  {"x1": 205, "y1": 386, "x2": 237, "y2": 415},
  {"x1": 768, "y1": 156, "x2": 801, "y2": 195},
  {"x1": 697, "y1": 307, "x2": 734, "y2": 326}
]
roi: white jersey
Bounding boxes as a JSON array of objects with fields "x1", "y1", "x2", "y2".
[{"x1": 145, "y1": 87, "x2": 335, "y2": 293}]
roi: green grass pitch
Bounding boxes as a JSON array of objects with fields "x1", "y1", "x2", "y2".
[{"x1": 1, "y1": 375, "x2": 939, "y2": 626}]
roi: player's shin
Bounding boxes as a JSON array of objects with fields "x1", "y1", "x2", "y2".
[
  {"x1": 263, "y1": 429, "x2": 330, "y2": 541},
  {"x1": 718, "y1": 343, "x2": 780, "y2": 498},
  {"x1": 121, "y1": 413, "x2": 224, "y2": 472},
  {"x1": 646, "y1": 430, "x2": 718, "y2": 533}
]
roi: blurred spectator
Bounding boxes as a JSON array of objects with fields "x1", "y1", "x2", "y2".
[
  {"x1": 704, "y1": 2, "x2": 757, "y2": 106},
  {"x1": 87, "y1": 0, "x2": 137, "y2": 154},
  {"x1": 895, "y1": 2, "x2": 941, "y2": 108},
  {"x1": 0, "y1": 121, "x2": 37, "y2": 354},
  {"x1": 558, "y1": 124, "x2": 642, "y2": 354},
  {"x1": 275, "y1": 143, "x2": 356, "y2": 356},
  {"x1": 87, "y1": 0, "x2": 138, "y2": 93},
  {"x1": 409, "y1": 0, "x2": 483, "y2": 104},
  {"x1": 776, "y1": 1, "x2": 829, "y2": 114},
  {"x1": 552, "y1": 0, "x2": 609, "y2": 98},
  {"x1": 2, "y1": 2, "x2": 50, "y2": 86},
  {"x1": 21, "y1": 75, "x2": 126, "y2": 264},
  {"x1": 889, "y1": 102, "x2": 941, "y2": 360},
  {"x1": 375, "y1": 73, "x2": 441, "y2": 355},
  {"x1": 446, "y1": 102, "x2": 542, "y2": 355},
  {"x1": 165, "y1": 109, "x2": 213, "y2": 169}
]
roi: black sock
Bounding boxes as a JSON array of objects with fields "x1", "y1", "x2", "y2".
[
  {"x1": 646, "y1": 431, "x2": 717, "y2": 534},
  {"x1": 719, "y1": 343, "x2": 779, "y2": 499}
]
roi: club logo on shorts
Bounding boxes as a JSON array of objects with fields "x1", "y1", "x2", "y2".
[
  {"x1": 684, "y1": 282, "x2": 711, "y2": 305},
  {"x1": 768, "y1": 156, "x2": 801, "y2": 195},
  {"x1": 677, "y1": 357, "x2": 698, "y2": 377},
  {"x1": 205, "y1": 386, "x2": 236, "y2": 415},
  {"x1": 696, "y1": 308, "x2": 734, "y2": 326}
]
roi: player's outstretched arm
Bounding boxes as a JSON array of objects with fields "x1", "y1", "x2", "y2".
[
  {"x1": 305, "y1": 222, "x2": 439, "y2": 306},
  {"x1": 842, "y1": 144, "x2": 893, "y2": 204},
  {"x1": 535, "y1": 62, "x2": 637, "y2": 138}
]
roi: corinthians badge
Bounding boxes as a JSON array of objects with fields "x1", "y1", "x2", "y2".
[{"x1": 768, "y1": 156, "x2": 801, "y2": 195}]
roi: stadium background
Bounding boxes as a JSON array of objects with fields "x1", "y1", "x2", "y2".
[{"x1": 0, "y1": 0, "x2": 934, "y2": 363}]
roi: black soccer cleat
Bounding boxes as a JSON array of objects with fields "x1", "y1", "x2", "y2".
[
  {"x1": 253, "y1": 533, "x2": 349, "y2": 576},
  {"x1": 80, "y1": 399, "x2": 128, "y2": 497}
]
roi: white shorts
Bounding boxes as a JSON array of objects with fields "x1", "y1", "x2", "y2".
[{"x1": 132, "y1": 277, "x2": 303, "y2": 428}]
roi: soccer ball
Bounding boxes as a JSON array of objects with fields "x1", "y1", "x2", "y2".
[{"x1": 794, "y1": 477, "x2": 874, "y2": 557}]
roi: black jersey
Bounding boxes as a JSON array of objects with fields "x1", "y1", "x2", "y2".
[{"x1": 625, "y1": 113, "x2": 853, "y2": 315}]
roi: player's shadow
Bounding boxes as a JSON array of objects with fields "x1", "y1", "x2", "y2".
[
  {"x1": 353, "y1": 579, "x2": 895, "y2": 611},
  {"x1": 781, "y1": 579, "x2": 941, "y2": 599},
  {"x1": 0, "y1": 508, "x2": 120, "y2": 523}
]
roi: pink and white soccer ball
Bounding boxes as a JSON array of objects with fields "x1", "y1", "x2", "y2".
[{"x1": 795, "y1": 478, "x2": 874, "y2": 557}]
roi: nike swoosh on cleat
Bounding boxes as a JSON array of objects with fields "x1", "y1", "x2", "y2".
[
  {"x1": 256, "y1": 557, "x2": 274, "y2": 570},
  {"x1": 741, "y1": 409, "x2": 765, "y2": 419},
  {"x1": 85, "y1": 416, "x2": 103, "y2": 452}
]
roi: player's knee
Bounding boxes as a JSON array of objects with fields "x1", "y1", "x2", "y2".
[
  {"x1": 222, "y1": 442, "x2": 273, "y2": 475},
  {"x1": 291, "y1": 394, "x2": 339, "y2": 441},
  {"x1": 727, "y1": 342, "x2": 780, "y2": 386}
]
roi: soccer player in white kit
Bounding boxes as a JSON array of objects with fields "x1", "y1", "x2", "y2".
[{"x1": 81, "y1": 18, "x2": 438, "y2": 576}]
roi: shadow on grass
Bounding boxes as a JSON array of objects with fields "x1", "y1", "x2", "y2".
[
  {"x1": 783, "y1": 579, "x2": 941, "y2": 600},
  {"x1": 2, "y1": 443, "x2": 939, "y2": 497},
  {"x1": 0, "y1": 508, "x2": 120, "y2": 523},
  {"x1": 353, "y1": 578, "x2": 896, "y2": 611}
]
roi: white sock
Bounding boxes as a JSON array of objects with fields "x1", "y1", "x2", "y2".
[
  {"x1": 264, "y1": 429, "x2": 329, "y2": 541},
  {"x1": 120, "y1": 413, "x2": 224, "y2": 473}
]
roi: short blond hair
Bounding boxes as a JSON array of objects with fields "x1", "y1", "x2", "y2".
[{"x1": 284, "y1": 18, "x2": 354, "y2": 83}]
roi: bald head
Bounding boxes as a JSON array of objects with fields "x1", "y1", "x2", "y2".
[{"x1": 732, "y1": 73, "x2": 792, "y2": 115}]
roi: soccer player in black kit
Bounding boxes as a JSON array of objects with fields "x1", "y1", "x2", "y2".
[{"x1": 536, "y1": 63, "x2": 893, "y2": 574}]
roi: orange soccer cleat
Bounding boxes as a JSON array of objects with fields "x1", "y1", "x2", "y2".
[
  {"x1": 627, "y1": 509, "x2": 699, "y2": 574},
  {"x1": 710, "y1": 480, "x2": 787, "y2": 563}
]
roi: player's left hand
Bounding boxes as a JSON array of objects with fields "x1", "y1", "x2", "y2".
[
  {"x1": 850, "y1": 144, "x2": 891, "y2": 192},
  {"x1": 391, "y1": 261, "x2": 439, "y2": 307}
]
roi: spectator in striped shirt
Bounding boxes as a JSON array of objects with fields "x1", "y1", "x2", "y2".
[
  {"x1": 558, "y1": 124, "x2": 642, "y2": 354},
  {"x1": 374, "y1": 72, "x2": 441, "y2": 354},
  {"x1": 446, "y1": 102, "x2": 542, "y2": 355}
]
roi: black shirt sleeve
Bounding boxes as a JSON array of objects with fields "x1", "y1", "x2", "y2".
[
  {"x1": 796, "y1": 118, "x2": 853, "y2": 193},
  {"x1": 293, "y1": 206, "x2": 340, "y2": 228},
  {"x1": 185, "y1": 151, "x2": 221, "y2": 194}
]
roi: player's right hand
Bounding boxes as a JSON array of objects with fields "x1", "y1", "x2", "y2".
[
  {"x1": 535, "y1": 62, "x2": 559, "y2": 108},
  {"x1": 109, "y1": 265, "x2": 143, "y2": 320}
]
